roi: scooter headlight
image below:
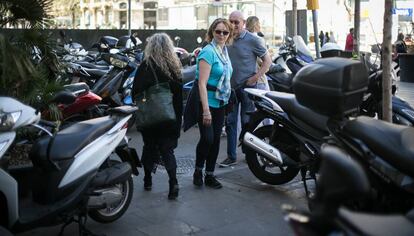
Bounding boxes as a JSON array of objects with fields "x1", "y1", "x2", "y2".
[{"x1": 0, "y1": 110, "x2": 21, "y2": 131}]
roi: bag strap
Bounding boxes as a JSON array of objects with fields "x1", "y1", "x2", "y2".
[
  {"x1": 148, "y1": 61, "x2": 159, "y2": 84},
  {"x1": 193, "y1": 79, "x2": 218, "y2": 92}
]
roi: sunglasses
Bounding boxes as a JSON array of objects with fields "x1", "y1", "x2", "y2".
[
  {"x1": 230, "y1": 20, "x2": 240, "y2": 25},
  {"x1": 214, "y1": 30, "x2": 230, "y2": 36}
]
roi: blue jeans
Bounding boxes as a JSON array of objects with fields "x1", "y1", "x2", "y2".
[{"x1": 225, "y1": 87, "x2": 255, "y2": 160}]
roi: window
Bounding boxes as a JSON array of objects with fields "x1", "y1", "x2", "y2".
[
  {"x1": 119, "y1": 2, "x2": 127, "y2": 10},
  {"x1": 144, "y1": 2, "x2": 157, "y2": 9},
  {"x1": 158, "y1": 8, "x2": 168, "y2": 21}
]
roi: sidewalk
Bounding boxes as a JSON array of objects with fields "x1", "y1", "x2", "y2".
[{"x1": 18, "y1": 127, "x2": 307, "y2": 236}]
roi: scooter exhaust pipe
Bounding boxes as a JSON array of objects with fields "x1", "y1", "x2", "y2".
[{"x1": 243, "y1": 132, "x2": 283, "y2": 165}]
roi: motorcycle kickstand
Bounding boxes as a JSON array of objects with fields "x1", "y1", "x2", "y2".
[
  {"x1": 76, "y1": 214, "x2": 105, "y2": 236},
  {"x1": 300, "y1": 168, "x2": 316, "y2": 200},
  {"x1": 58, "y1": 217, "x2": 76, "y2": 236}
]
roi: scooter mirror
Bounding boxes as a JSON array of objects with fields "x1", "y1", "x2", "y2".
[
  {"x1": 130, "y1": 35, "x2": 137, "y2": 46},
  {"x1": 197, "y1": 36, "x2": 202, "y2": 44}
]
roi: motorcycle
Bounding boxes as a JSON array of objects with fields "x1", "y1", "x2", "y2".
[
  {"x1": 284, "y1": 145, "x2": 414, "y2": 236},
  {"x1": 243, "y1": 58, "x2": 414, "y2": 212},
  {"x1": 0, "y1": 97, "x2": 140, "y2": 234},
  {"x1": 292, "y1": 57, "x2": 414, "y2": 213}
]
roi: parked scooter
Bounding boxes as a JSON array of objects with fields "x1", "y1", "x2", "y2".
[
  {"x1": 0, "y1": 97, "x2": 140, "y2": 234},
  {"x1": 284, "y1": 145, "x2": 414, "y2": 236},
  {"x1": 267, "y1": 36, "x2": 313, "y2": 92}
]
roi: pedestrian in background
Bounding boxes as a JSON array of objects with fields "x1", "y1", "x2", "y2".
[
  {"x1": 192, "y1": 18, "x2": 233, "y2": 189},
  {"x1": 324, "y1": 32, "x2": 330, "y2": 45},
  {"x1": 329, "y1": 31, "x2": 336, "y2": 43},
  {"x1": 220, "y1": 11, "x2": 271, "y2": 167},
  {"x1": 319, "y1": 30, "x2": 325, "y2": 47},
  {"x1": 132, "y1": 33, "x2": 183, "y2": 200},
  {"x1": 246, "y1": 16, "x2": 270, "y2": 91},
  {"x1": 345, "y1": 28, "x2": 354, "y2": 51},
  {"x1": 393, "y1": 32, "x2": 408, "y2": 66}
]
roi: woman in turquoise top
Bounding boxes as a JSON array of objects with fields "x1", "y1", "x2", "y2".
[{"x1": 193, "y1": 18, "x2": 233, "y2": 189}]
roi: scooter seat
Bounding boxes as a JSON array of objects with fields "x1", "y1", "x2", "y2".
[
  {"x1": 76, "y1": 61, "x2": 110, "y2": 70},
  {"x1": 265, "y1": 91, "x2": 329, "y2": 135},
  {"x1": 31, "y1": 116, "x2": 115, "y2": 162},
  {"x1": 83, "y1": 67, "x2": 109, "y2": 78},
  {"x1": 267, "y1": 72, "x2": 293, "y2": 92},
  {"x1": 338, "y1": 207, "x2": 414, "y2": 236},
  {"x1": 344, "y1": 116, "x2": 414, "y2": 176},
  {"x1": 181, "y1": 65, "x2": 196, "y2": 84},
  {"x1": 64, "y1": 82, "x2": 90, "y2": 95}
]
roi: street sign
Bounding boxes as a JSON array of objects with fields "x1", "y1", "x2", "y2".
[{"x1": 392, "y1": 8, "x2": 413, "y2": 17}]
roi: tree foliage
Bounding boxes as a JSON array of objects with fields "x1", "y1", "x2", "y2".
[{"x1": 0, "y1": 0, "x2": 62, "y2": 120}]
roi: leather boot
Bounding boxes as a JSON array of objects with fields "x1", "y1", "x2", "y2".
[
  {"x1": 168, "y1": 178, "x2": 179, "y2": 200},
  {"x1": 143, "y1": 168, "x2": 152, "y2": 191}
]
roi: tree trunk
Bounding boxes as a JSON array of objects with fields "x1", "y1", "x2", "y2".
[
  {"x1": 354, "y1": 0, "x2": 360, "y2": 56},
  {"x1": 382, "y1": 0, "x2": 393, "y2": 122},
  {"x1": 293, "y1": 0, "x2": 297, "y2": 36}
]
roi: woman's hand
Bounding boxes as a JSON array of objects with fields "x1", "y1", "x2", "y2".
[{"x1": 202, "y1": 112, "x2": 212, "y2": 126}]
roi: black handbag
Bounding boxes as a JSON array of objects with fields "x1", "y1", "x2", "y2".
[
  {"x1": 135, "y1": 62, "x2": 176, "y2": 130},
  {"x1": 225, "y1": 89, "x2": 237, "y2": 115}
]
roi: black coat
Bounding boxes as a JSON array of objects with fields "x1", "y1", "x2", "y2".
[{"x1": 132, "y1": 59, "x2": 183, "y2": 138}]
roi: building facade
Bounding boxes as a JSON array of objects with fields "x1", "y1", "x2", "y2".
[{"x1": 50, "y1": 0, "x2": 414, "y2": 49}]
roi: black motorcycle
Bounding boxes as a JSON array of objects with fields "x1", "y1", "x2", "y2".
[
  {"x1": 243, "y1": 58, "x2": 414, "y2": 213},
  {"x1": 292, "y1": 58, "x2": 414, "y2": 213}
]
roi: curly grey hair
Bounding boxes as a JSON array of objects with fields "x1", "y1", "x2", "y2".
[{"x1": 144, "y1": 33, "x2": 182, "y2": 80}]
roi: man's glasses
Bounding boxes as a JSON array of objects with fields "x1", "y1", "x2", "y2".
[
  {"x1": 214, "y1": 30, "x2": 230, "y2": 36},
  {"x1": 230, "y1": 20, "x2": 240, "y2": 25}
]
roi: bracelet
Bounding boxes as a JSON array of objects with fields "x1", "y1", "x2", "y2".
[{"x1": 202, "y1": 113, "x2": 211, "y2": 116}]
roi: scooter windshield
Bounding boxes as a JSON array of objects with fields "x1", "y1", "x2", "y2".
[{"x1": 293, "y1": 36, "x2": 313, "y2": 62}]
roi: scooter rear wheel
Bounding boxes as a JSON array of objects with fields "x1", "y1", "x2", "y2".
[
  {"x1": 89, "y1": 161, "x2": 134, "y2": 223},
  {"x1": 245, "y1": 125, "x2": 300, "y2": 185}
]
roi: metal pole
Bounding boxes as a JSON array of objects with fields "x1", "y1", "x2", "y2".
[
  {"x1": 354, "y1": 0, "x2": 360, "y2": 55},
  {"x1": 128, "y1": 0, "x2": 131, "y2": 35},
  {"x1": 293, "y1": 0, "x2": 297, "y2": 36},
  {"x1": 312, "y1": 10, "x2": 320, "y2": 58},
  {"x1": 382, "y1": 0, "x2": 393, "y2": 122}
]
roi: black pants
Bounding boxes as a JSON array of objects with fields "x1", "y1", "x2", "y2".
[
  {"x1": 195, "y1": 106, "x2": 225, "y2": 172},
  {"x1": 141, "y1": 131, "x2": 178, "y2": 172}
]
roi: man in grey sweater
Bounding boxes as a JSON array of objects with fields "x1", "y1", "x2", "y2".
[{"x1": 220, "y1": 11, "x2": 271, "y2": 167}]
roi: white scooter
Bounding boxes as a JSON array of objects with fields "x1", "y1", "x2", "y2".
[{"x1": 0, "y1": 97, "x2": 140, "y2": 235}]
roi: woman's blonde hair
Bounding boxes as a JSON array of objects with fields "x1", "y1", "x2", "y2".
[
  {"x1": 205, "y1": 18, "x2": 233, "y2": 44},
  {"x1": 144, "y1": 33, "x2": 182, "y2": 80},
  {"x1": 246, "y1": 16, "x2": 260, "y2": 33}
]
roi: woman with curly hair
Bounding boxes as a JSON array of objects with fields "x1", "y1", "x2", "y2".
[{"x1": 132, "y1": 33, "x2": 182, "y2": 200}]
